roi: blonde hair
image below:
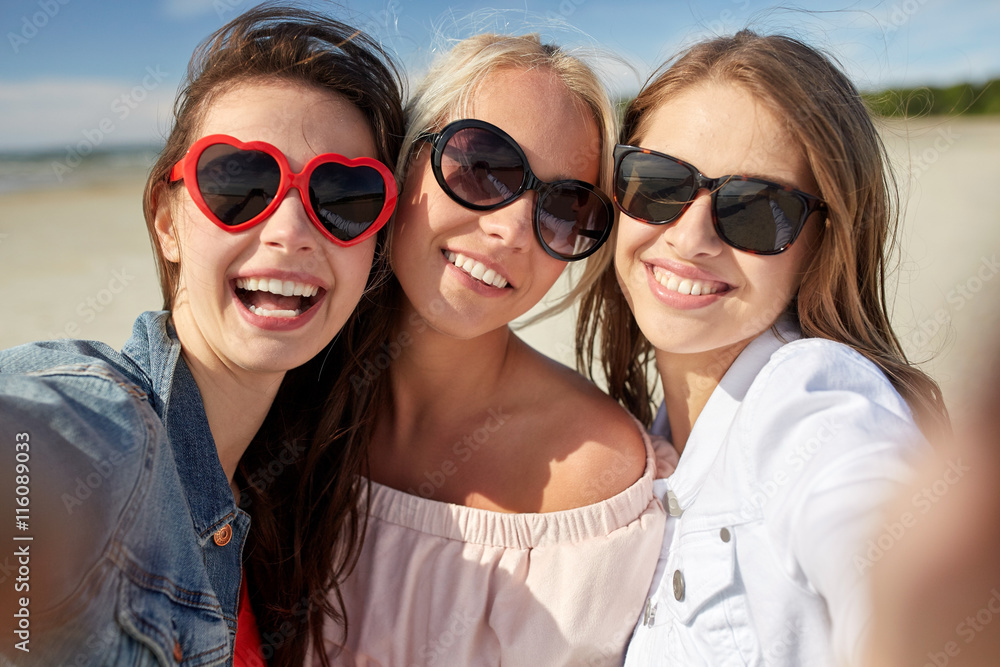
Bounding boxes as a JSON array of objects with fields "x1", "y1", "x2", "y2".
[
  {"x1": 395, "y1": 32, "x2": 619, "y2": 317},
  {"x1": 578, "y1": 30, "x2": 950, "y2": 437}
]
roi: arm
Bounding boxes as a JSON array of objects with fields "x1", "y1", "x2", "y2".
[
  {"x1": 746, "y1": 341, "x2": 926, "y2": 665},
  {"x1": 0, "y1": 365, "x2": 148, "y2": 664},
  {"x1": 864, "y1": 354, "x2": 1000, "y2": 667}
]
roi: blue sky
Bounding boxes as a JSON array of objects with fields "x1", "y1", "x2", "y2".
[{"x1": 1, "y1": 0, "x2": 997, "y2": 151}]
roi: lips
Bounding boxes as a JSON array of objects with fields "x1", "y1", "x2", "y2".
[
  {"x1": 234, "y1": 276, "x2": 324, "y2": 318},
  {"x1": 444, "y1": 250, "x2": 510, "y2": 289}
]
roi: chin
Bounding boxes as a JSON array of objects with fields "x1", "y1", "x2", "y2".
[
  {"x1": 641, "y1": 322, "x2": 718, "y2": 357},
  {"x1": 424, "y1": 318, "x2": 490, "y2": 341},
  {"x1": 239, "y1": 340, "x2": 324, "y2": 375}
]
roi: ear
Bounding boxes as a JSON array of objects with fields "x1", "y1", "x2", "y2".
[{"x1": 154, "y1": 198, "x2": 180, "y2": 263}]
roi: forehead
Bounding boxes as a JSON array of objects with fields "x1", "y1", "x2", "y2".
[
  {"x1": 196, "y1": 79, "x2": 377, "y2": 162},
  {"x1": 460, "y1": 66, "x2": 602, "y2": 183},
  {"x1": 637, "y1": 81, "x2": 816, "y2": 193}
]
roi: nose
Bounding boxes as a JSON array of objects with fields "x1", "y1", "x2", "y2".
[
  {"x1": 478, "y1": 193, "x2": 535, "y2": 252},
  {"x1": 661, "y1": 190, "x2": 723, "y2": 258},
  {"x1": 257, "y1": 187, "x2": 319, "y2": 253}
]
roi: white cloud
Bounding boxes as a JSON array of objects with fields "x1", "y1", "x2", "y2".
[
  {"x1": 0, "y1": 76, "x2": 177, "y2": 152},
  {"x1": 589, "y1": 49, "x2": 646, "y2": 100}
]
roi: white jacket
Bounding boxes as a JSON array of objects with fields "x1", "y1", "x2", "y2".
[{"x1": 625, "y1": 322, "x2": 926, "y2": 666}]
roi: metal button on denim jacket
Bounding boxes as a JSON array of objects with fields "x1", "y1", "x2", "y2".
[{"x1": 0, "y1": 312, "x2": 248, "y2": 666}]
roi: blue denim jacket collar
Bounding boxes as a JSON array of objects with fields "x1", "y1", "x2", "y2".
[{"x1": 121, "y1": 312, "x2": 244, "y2": 542}]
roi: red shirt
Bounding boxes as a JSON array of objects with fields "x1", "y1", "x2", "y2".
[{"x1": 234, "y1": 573, "x2": 266, "y2": 667}]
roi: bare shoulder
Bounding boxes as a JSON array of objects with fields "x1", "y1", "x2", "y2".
[{"x1": 513, "y1": 345, "x2": 648, "y2": 511}]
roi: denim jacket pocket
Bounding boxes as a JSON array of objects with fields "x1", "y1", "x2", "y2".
[
  {"x1": 665, "y1": 517, "x2": 762, "y2": 666},
  {"x1": 117, "y1": 573, "x2": 232, "y2": 666}
]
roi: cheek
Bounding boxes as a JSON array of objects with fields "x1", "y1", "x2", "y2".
[
  {"x1": 614, "y1": 217, "x2": 654, "y2": 274},
  {"x1": 738, "y1": 253, "x2": 806, "y2": 321},
  {"x1": 329, "y1": 241, "x2": 376, "y2": 307},
  {"x1": 388, "y1": 216, "x2": 417, "y2": 280},
  {"x1": 390, "y1": 198, "x2": 422, "y2": 252},
  {"x1": 534, "y1": 256, "x2": 567, "y2": 294},
  {"x1": 776, "y1": 239, "x2": 815, "y2": 294},
  {"x1": 390, "y1": 177, "x2": 438, "y2": 266},
  {"x1": 613, "y1": 224, "x2": 654, "y2": 313},
  {"x1": 173, "y1": 213, "x2": 234, "y2": 288}
]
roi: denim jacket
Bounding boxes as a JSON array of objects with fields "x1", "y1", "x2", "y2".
[{"x1": 0, "y1": 312, "x2": 248, "y2": 666}]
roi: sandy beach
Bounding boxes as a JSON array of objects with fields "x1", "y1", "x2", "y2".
[{"x1": 2, "y1": 116, "x2": 998, "y2": 417}]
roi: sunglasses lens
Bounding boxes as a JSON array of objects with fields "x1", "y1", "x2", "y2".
[
  {"x1": 537, "y1": 185, "x2": 611, "y2": 259},
  {"x1": 715, "y1": 180, "x2": 806, "y2": 253},
  {"x1": 616, "y1": 151, "x2": 695, "y2": 223},
  {"x1": 440, "y1": 127, "x2": 524, "y2": 207},
  {"x1": 309, "y1": 162, "x2": 387, "y2": 242},
  {"x1": 196, "y1": 143, "x2": 280, "y2": 225}
]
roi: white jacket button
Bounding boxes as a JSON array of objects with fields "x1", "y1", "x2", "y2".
[
  {"x1": 665, "y1": 490, "x2": 683, "y2": 517},
  {"x1": 673, "y1": 569, "x2": 685, "y2": 601}
]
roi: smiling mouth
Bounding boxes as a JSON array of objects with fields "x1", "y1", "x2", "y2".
[
  {"x1": 234, "y1": 277, "x2": 323, "y2": 318},
  {"x1": 444, "y1": 251, "x2": 510, "y2": 289},
  {"x1": 650, "y1": 266, "x2": 730, "y2": 296}
]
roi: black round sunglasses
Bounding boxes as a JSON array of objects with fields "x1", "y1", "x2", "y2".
[{"x1": 420, "y1": 119, "x2": 614, "y2": 261}]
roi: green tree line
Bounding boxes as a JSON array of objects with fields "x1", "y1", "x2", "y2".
[{"x1": 863, "y1": 79, "x2": 1000, "y2": 117}]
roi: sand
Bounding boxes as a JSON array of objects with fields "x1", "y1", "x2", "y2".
[
  {"x1": 0, "y1": 175, "x2": 162, "y2": 351},
  {"x1": 2, "y1": 116, "x2": 998, "y2": 416}
]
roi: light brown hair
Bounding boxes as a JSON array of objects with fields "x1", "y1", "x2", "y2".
[
  {"x1": 141, "y1": 4, "x2": 405, "y2": 666},
  {"x1": 577, "y1": 30, "x2": 949, "y2": 436}
]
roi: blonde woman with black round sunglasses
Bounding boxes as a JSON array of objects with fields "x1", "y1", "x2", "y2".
[{"x1": 315, "y1": 33, "x2": 666, "y2": 666}]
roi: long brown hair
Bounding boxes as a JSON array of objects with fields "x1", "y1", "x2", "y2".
[
  {"x1": 141, "y1": 4, "x2": 405, "y2": 666},
  {"x1": 577, "y1": 30, "x2": 949, "y2": 437}
]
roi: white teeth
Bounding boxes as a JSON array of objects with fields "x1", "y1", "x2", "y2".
[
  {"x1": 247, "y1": 305, "x2": 301, "y2": 318},
  {"x1": 445, "y1": 251, "x2": 508, "y2": 289},
  {"x1": 235, "y1": 277, "x2": 320, "y2": 298},
  {"x1": 652, "y1": 268, "x2": 722, "y2": 296}
]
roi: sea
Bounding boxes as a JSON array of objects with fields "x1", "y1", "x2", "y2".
[{"x1": 0, "y1": 144, "x2": 162, "y2": 195}]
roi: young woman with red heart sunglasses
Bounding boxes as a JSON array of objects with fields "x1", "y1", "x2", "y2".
[
  {"x1": 577, "y1": 30, "x2": 950, "y2": 666},
  {"x1": 0, "y1": 6, "x2": 403, "y2": 666},
  {"x1": 310, "y1": 33, "x2": 666, "y2": 666}
]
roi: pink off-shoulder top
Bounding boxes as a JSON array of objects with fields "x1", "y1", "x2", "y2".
[{"x1": 317, "y1": 433, "x2": 667, "y2": 666}]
